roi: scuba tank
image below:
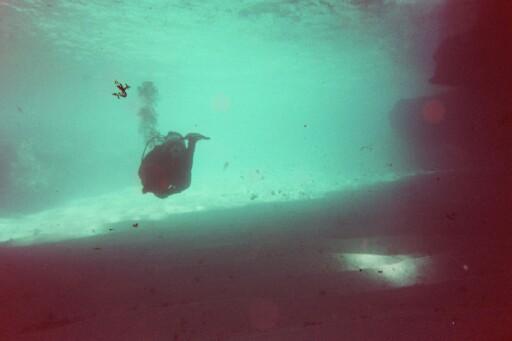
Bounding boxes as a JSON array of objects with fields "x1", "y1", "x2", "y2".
[{"x1": 138, "y1": 132, "x2": 185, "y2": 195}]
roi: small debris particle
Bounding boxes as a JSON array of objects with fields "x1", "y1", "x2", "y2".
[
  {"x1": 223, "y1": 161, "x2": 229, "y2": 170},
  {"x1": 250, "y1": 194, "x2": 258, "y2": 200},
  {"x1": 377, "y1": 270, "x2": 383, "y2": 274},
  {"x1": 271, "y1": 190, "x2": 276, "y2": 196},
  {"x1": 93, "y1": 247, "x2": 101, "y2": 251},
  {"x1": 463, "y1": 264, "x2": 469, "y2": 271},
  {"x1": 19, "y1": 318, "x2": 78, "y2": 334},
  {"x1": 445, "y1": 212, "x2": 456, "y2": 220},
  {"x1": 255, "y1": 169, "x2": 260, "y2": 174},
  {"x1": 359, "y1": 268, "x2": 363, "y2": 272},
  {"x1": 17, "y1": 106, "x2": 23, "y2": 113},
  {"x1": 132, "y1": 223, "x2": 139, "y2": 228},
  {"x1": 304, "y1": 124, "x2": 308, "y2": 128},
  {"x1": 108, "y1": 228, "x2": 114, "y2": 231},
  {"x1": 387, "y1": 163, "x2": 393, "y2": 167},
  {"x1": 303, "y1": 321, "x2": 322, "y2": 327}
]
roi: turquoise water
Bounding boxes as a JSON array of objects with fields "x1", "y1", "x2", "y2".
[{"x1": 0, "y1": 1, "x2": 441, "y2": 244}]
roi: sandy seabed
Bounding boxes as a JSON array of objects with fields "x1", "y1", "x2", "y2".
[{"x1": 1, "y1": 170, "x2": 511, "y2": 340}]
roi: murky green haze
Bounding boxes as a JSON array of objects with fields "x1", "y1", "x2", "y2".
[{"x1": 0, "y1": 1, "x2": 441, "y2": 241}]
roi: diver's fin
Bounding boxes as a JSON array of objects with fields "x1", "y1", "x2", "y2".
[{"x1": 185, "y1": 133, "x2": 210, "y2": 141}]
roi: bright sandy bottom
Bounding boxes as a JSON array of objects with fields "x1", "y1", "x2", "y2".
[{"x1": 0, "y1": 171, "x2": 417, "y2": 246}]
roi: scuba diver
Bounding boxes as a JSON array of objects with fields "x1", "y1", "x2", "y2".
[
  {"x1": 138, "y1": 131, "x2": 210, "y2": 198},
  {"x1": 113, "y1": 80, "x2": 130, "y2": 99}
]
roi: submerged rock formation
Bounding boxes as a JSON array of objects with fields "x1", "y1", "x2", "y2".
[{"x1": 389, "y1": 0, "x2": 512, "y2": 171}]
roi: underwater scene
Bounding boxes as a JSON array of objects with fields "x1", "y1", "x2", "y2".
[
  {"x1": 0, "y1": 0, "x2": 442, "y2": 243},
  {"x1": 1, "y1": 0, "x2": 512, "y2": 339}
]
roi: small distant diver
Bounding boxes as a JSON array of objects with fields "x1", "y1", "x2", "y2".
[
  {"x1": 138, "y1": 131, "x2": 210, "y2": 198},
  {"x1": 112, "y1": 80, "x2": 130, "y2": 99}
]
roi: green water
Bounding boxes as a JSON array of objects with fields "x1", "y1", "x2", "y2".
[{"x1": 0, "y1": 0, "x2": 441, "y2": 244}]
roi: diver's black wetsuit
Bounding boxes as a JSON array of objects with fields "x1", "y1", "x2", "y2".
[{"x1": 138, "y1": 132, "x2": 209, "y2": 198}]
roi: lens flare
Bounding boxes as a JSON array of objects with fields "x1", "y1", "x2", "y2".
[{"x1": 422, "y1": 99, "x2": 445, "y2": 124}]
